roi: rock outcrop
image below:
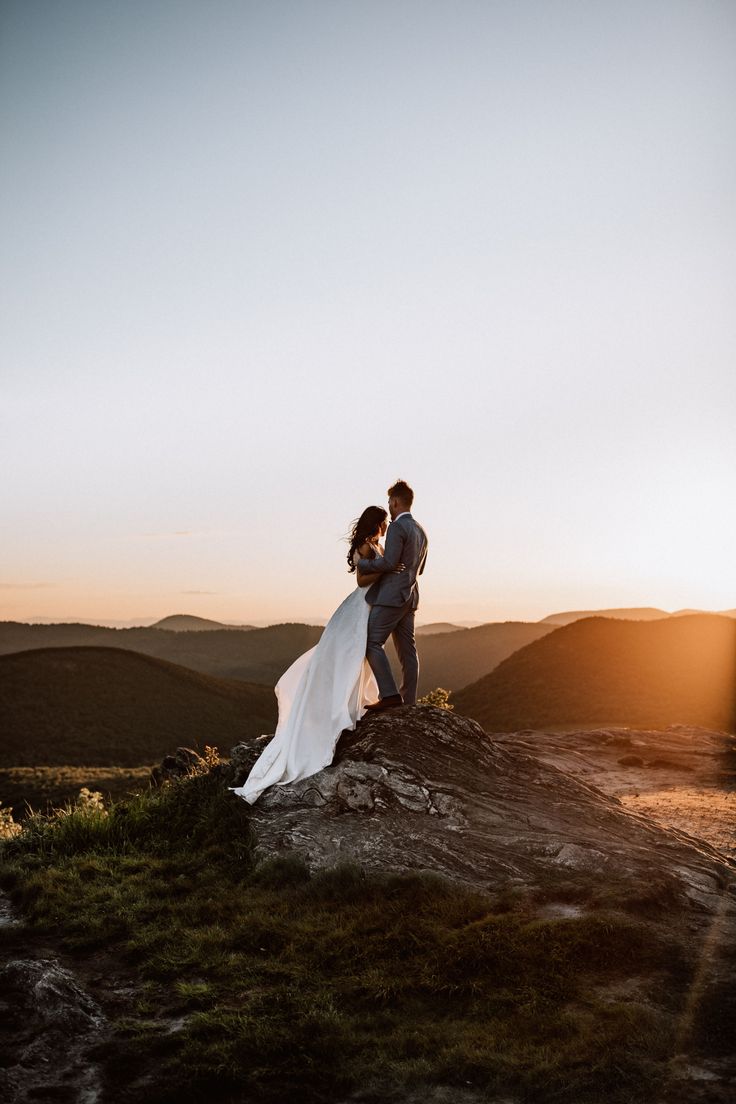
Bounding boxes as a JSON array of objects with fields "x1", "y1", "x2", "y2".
[
  {"x1": 0, "y1": 953, "x2": 106, "y2": 1103},
  {"x1": 490, "y1": 724, "x2": 736, "y2": 859},
  {"x1": 224, "y1": 706, "x2": 733, "y2": 913},
  {"x1": 150, "y1": 744, "x2": 207, "y2": 785}
]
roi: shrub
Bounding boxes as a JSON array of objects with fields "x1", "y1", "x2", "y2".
[
  {"x1": 417, "y1": 687, "x2": 454, "y2": 710},
  {"x1": 0, "y1": 801, "x2": 21, "y2": 840}
]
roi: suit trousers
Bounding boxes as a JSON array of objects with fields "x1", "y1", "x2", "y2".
[{"x1": 366, "y1": 600, "x2": 419, "y2": 705}]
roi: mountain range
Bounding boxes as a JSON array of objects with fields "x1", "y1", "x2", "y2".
[
  {"x1": 540, "y1": 606, "x2": 736, "y2": 626},
  {"x1": 0, "y1": 619, "x2": 552, "y2": 694},
  {"x1": 2, "y1": 612, "x2": 735, "y2": 819},
  {"x1": 3, "y1": 606, "x2": 735, "y2": 700},
  {"x1": 539, "y1": 606, "x2": 670, "y2": 625}
]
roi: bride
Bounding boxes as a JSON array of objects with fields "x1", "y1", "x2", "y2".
[{"x1": 230, "y1": 506, "x2": 399, "y2": 805}]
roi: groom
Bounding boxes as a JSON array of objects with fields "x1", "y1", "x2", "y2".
[{"x1": 358, "y1": 479, "x2": 429, "y2": 711}]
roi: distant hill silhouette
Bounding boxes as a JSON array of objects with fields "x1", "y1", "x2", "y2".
[
  {"x1": 409, "y1": 621, "x2": 555, "y2": 696},
  {"x1": 671, "y1": 608, "x2": 736, "y2": 618},
  {"x1": 540, "y1": 607, "x2": 670, "y2": 626},
  {"x1": 415, "y1": 622, "x2": 465, "y2": 635},
  {"x1": 0, "y1": 621, "x2": 323, "y2": 684},
  {"x1": 453, "y1": 614, "x2": 736, "y2": 732},
  {"x1": 539, "y1": 606, "x2": 736, "y2": 626},
  {"x1": 0, "y1": 647, "x2": 277, "y2": 767},
  {"x1": 151, "y1": 614, "x2": 256, "y2": 632}
]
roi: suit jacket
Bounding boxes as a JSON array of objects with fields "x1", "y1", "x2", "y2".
[{"x1": 358, "y1": 514, "x2": 428, "y2": 608}]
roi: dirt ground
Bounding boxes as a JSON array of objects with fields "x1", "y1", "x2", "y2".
[
  {"x1": 494, "y1": 725, "x2": 736, "y2": 860},
  {"x1": 619, "y1": 786, "x2": 735, "y2": 859}
]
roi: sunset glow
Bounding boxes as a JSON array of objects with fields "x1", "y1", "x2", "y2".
[{"x1": 2, "y1": 2, "x2": 734, "y2": 627}]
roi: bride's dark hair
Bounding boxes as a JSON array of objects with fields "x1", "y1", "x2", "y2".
[{"x1": 346, "y1": 506, "x2": 388, "y2": 572}]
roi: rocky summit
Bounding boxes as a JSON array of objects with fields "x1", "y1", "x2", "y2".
[{"x1": 224, "y1": 706, "x2": 733, "y2": 913}]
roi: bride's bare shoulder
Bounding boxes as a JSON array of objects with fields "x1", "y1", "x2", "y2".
[{"x1": 356, "y1": 541, "x2": 373, "y2": 559}]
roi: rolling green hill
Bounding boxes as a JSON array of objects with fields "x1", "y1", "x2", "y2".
[
  {"x1": 453, "y1": 614, "x2": 736, "y2": 732},
  {"x1": 0, "y1": 621, "x2": 323, "y2": 684},
  {"x1": 0, "y1": 646, "x2": 277, "y2": 767}
]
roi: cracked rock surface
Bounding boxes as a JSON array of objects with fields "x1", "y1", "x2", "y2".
[
  {"x1": 227, "y1": 706, "x2": 733, "y2": 911},
  {"x1": 491, "y1": 724, "x2": 736, "y2": 860}
]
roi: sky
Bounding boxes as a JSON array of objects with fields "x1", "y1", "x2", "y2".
[{"x1": 2, "y1": 0, "x2": 734, "y2": 626}]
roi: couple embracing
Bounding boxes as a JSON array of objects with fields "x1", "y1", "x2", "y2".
[{"x1": 231, "y1": 480, "x2": 428, "y2": 804}]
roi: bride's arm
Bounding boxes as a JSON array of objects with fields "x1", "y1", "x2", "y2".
[
  {"x1": 356, "y1": 542, "x2": 382, "y2": 587},
  {"x1": 358, "y1": 521, "x2": 404, "y2": 575}
]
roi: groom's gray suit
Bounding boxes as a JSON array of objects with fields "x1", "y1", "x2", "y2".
[{"x1": 358, "y1": 513, "x2": 429, "y2": 705}]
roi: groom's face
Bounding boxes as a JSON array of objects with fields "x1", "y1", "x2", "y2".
[{"x1": 388, "y1": 496, "x2": 400, "y2": 520}]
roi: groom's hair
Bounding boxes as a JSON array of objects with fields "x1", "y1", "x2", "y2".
[{"x1": 388, "y1": 479, "x2": 414, "y2": 507}]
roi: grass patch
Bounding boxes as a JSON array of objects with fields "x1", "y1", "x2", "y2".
[
  {"x1": 0, "y1": 764, "x2": 155, "y2": 820},
  {"x1": 0, "y1": 768, "x2": 693, "y2": 1104}
]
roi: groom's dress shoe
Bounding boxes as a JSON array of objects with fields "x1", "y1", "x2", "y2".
[{"x1": 365, "y1": 694, "x2": 403, "y2": 713}]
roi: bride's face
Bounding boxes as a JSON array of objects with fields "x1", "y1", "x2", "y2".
[{"x1": 378, "y1": 519, "x2": 388, "y2": 537}]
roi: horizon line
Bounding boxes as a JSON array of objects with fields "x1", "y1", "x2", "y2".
[{"x1": 4, "y1": 604, "x2": 736, "y2": 632}]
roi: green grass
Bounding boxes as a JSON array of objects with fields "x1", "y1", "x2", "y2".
[
  {"x1": 0, "y1": 764, "x2": 155, "y2": 820},
  {"x1": 0, "y1": 767, "x2": 693, "y2": 1104}
]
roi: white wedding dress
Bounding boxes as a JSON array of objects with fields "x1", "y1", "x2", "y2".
[{"x1": 229, "y1": 548, "x2": 380, "y2": 804}]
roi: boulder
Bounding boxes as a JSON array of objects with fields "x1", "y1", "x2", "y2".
[
  {"x1": 150, "y1": 745, "x2": 206, "y2": 786},
  {"x1": 223, "y1": 734, "x2": 272, "y2": 787},
  {"x1": 0, "y1": 957, "x2": 106, "y2": 1102}
]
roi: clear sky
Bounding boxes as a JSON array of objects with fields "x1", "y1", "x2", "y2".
[{"x1": 2, "y1": 1, "x2": 734, "y2": 626}]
